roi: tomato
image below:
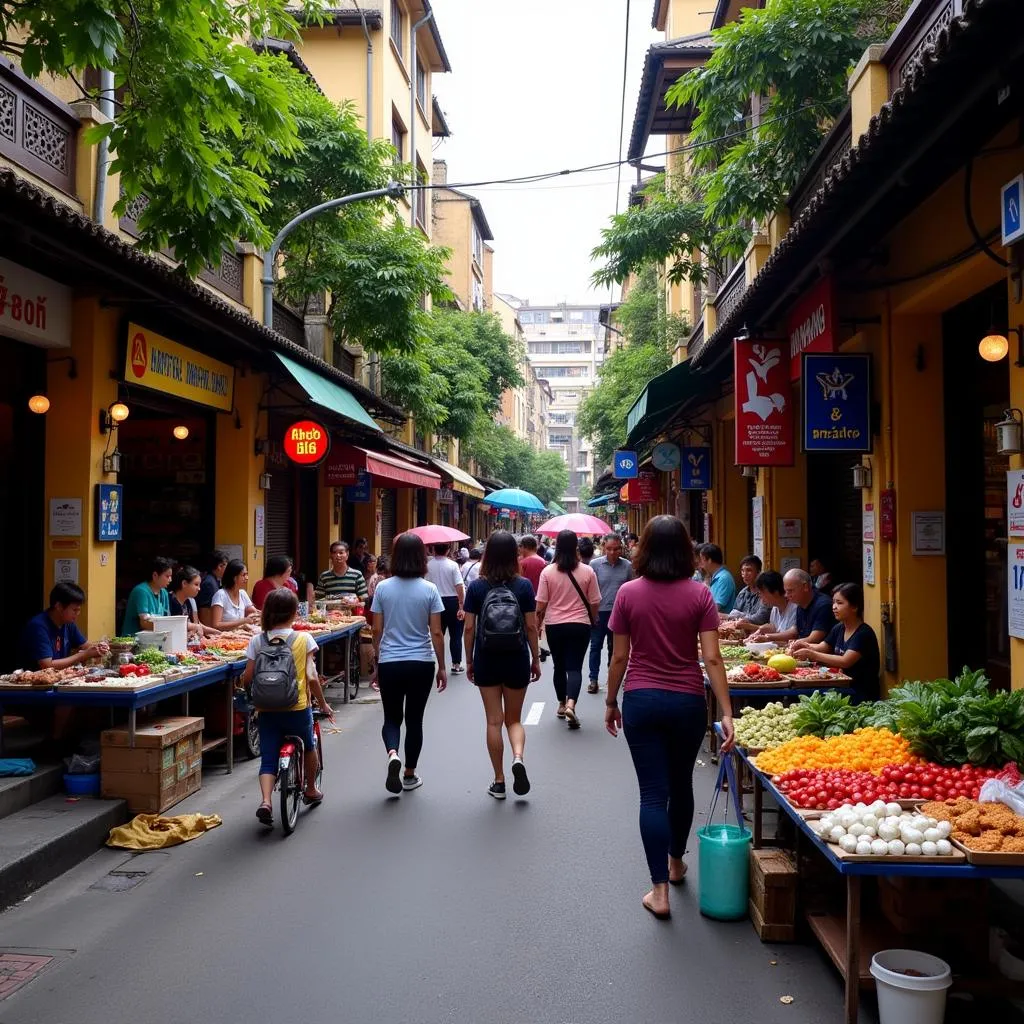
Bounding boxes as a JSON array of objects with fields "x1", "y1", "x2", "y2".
[
  {"x1": 827, "y1": 799, "x2": 840, "y2": 810},
  {"x1": 851, "y1": 791, "x2": 864, "y2": 803}
]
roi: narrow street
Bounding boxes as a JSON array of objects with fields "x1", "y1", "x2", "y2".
[{"x1": 0, "y1": 661, "x2": 848, "y2": 1024}]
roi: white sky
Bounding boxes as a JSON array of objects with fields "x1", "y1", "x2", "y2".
[{"x1": 428, "y1": 0, "x2": 659, "y2": 306}]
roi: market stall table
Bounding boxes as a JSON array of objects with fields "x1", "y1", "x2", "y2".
[
  {"x1": 721, "y1": 726, "x2": 1024, "y2": 1024},
  {"x1": 308, "y1": 620, "x2": 365, "y2": 703}
]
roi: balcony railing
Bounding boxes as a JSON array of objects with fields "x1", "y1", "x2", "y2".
[
  {"x1": 0, "y1": 58, "x2": 78, "y2": 197},
  {"x1": 886, "y1": 0, "x2": 962, "y2": 92},
  {"x1": 714, "y1": 261, "x2": 747, "y2": 326},
  {"x1": 687, "y1": 318, "x2": 705, "y2": 361},
  {"x1": 789, "y1": 107, "x2": 852, "y2": 220}
]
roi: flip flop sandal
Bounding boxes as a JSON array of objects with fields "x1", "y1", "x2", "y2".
[
  {"x1": 302, "y1": 791, "x2": 324, "y2": 806},
  {"x1": 256, "y1": 803, "x2": 273, "y2": 827}
]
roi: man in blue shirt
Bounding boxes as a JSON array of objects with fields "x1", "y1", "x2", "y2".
[
  {"x1": 699, "y1": 543, "x2": 737, "y2": 613},
  {"x1": 21, "y1": 582, "x2": 109, "y2": 669},
  {"x1": 785, "y1": 568, "x2": 833, "y2": 644}
]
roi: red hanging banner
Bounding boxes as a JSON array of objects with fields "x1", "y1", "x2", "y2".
[
  {"x1": 734, "y1": 339, "x2": 795, "y2": 467},
  {"x1": 786, "y1": 276, "x2": 836, "y2": 381}
]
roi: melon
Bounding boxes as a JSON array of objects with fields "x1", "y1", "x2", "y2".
[{"x1": 767, "y1": 654, "x2": 797, "y2": 673}]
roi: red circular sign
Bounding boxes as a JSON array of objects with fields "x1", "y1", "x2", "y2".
[
  {"x1": 283, "y1": 420, "x2": 330, "y2": 466},
  {"x1": 130, "y1": 332, "x2": 148, "y2": 379}
]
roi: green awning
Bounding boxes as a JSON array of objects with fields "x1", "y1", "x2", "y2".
[
  {"x1": 625, "y1": 359, "x2": 701, "y2": 449},
  {"x1": 275, "y1": 353, "x2": 381, "y2": 433},
  {"x1": 546, "y1": 501, "x2": 566, "y2": 516}
]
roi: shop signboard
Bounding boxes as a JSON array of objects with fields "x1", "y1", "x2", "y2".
[
  {"x1": 325, "y1": 450, "x2": 358, "y2": 487},
  {"x1": 283, "y1": 420, "x2": 330, "y2": 466},
  {"x1": 0, "y1": 257, "x2": 72, "y2": 348},
  {"x1": 436, "y1": 487, "x2": 455, "y2": 504},
  {"x1": 1008, "y1": 469, "x2": 1024, "y2": 536},
  {"x1": 344, "y1": 470, "x2": 372, "y2": 503},
  {"x1": 680, "y1": 447, "x2": 711, "y2": 490},
  {"x1": 786, "y1": 276, "x2": 836, "y2": 381},
  {"x1": 1002, "y1": 174, "x2": 1024, "y2": 247},
  {"x1": 95, "y1": 484, "x2": 123, "y2": 542},
  {"x1": 801, "y1": 353, "x2": 871, "y2": 452},
  {"x1": 613, "y1": 450, "x2": 638, "y2": 479},
  {"x1": 125, "y1": 323, "x2": 234, "y2": 412},
  {"x1": 623, "y1": 471, "x2": 660, "y2": 504},
  {"x1": 880, "y1": 488, "x2": 897, "y2": 542},
  {"x1": 1010, "y1": 544, "x2": 1024, "y2": 639},
  {"x1": 49, "y1": 498, "x2": 82, "y2": 537},
  {"x1": 651, "y1": 443, "x2": 681, "y2": 472},
  {"x1": 734, "y1": 339, "x2": 795, "y2": 466}
]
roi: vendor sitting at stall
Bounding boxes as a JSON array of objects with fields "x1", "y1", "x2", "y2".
[
  {"x1": 121, "y1": 557, "x2": 174, "y2": 636},
  {"x1": 168, "y1": 565, "x2": 221, "y2": 638},
  {"x1": 697, "y1": 543, "x2": 736, "y2": 613},
  {"x1": 725, "y1": 554, "x2": 770, "y2": 633},
  {"x1": 20, "y1": 582, "x2": 109, "y2": 669},
  {"x1": 784, "y1": 568, "x2": 834, "y2": 647},
  {"x1": 210, "y1": 559, "x2": 261, "y2": 630},
  {"x1": 315, "y1": 541, "x2": 369, "y2": 602},
  {"x1": 251, "y1": 555, "x2": 298, "y2": 610},
  {"x1": 790, "y1": 583, "x2": 880, "y2": 702},
  {"x1": 748, "y1": 571, "x2": 798, "y2": 644}
]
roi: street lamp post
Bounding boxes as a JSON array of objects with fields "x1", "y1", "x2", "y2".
[{"x1": 261, "y1": 181, "x2": 406, "y2": 327}]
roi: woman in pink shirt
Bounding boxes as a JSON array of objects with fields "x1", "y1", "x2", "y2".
[
  {"x1": 536, "y1": 530, "x2": 601, "y2": 728},
  {"x1": 604, "y1": 515, "x2": 734, "y2": 921}
]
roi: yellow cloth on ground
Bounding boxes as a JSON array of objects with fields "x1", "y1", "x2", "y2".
[{"x1": 106, "y1": 813, "x2": 222, "y2": 850}]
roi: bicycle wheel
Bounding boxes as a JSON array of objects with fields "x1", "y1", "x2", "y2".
[
  {"x1": 314, "y1": 721, "x2": 324, "y2": 791},
  {"x1": 347, "y1": 639, "x2": 361, "y2": 701},
  {"x1": 279, "y1": 758, "x2": 300, "y2": 835}
]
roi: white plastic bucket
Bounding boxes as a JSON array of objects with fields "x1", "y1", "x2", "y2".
[
  {"x1": 871, "y1": 949, "x2": 951, "y2": 1024},
  {"x1": 146, "y1": 616, "x2": 188, "y2": 653}
]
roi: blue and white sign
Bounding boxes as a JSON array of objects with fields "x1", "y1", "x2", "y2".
[
  {"x1": 344, "y1": 470, "x2": 372, "y2": 503},
  {"x1": 96, "y1": 484, "x2": 123, "y2": 541},
  {"x1": 680, "y1": 447, "x2": 712, "y2": 490},
  {"x1": 613, "y1": 450, "x2": 639, "y2": 479},
  {"x1": 1003, "y1": 174, "x2": 1024, "y2": 247},
  {"x1": 802, "y1": 353, "x2": 872, "y2": 453}
]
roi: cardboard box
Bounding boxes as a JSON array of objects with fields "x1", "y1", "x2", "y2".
[
  {"x1": 102, "y1": 716, "x2": 204, "y2": 750},
  {"x1": 749, "y1": 849, "x2": 797, "y2": 942}
]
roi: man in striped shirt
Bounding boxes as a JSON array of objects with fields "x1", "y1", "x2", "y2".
[{"x1": 315, "y1": 541, "x2": 368, "y2": 601}]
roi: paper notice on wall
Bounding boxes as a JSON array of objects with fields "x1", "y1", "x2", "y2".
[
  {"x1": 1010, "y1": 544, "x2": 1024, "y2": 639},
  {"x1": 54, "y1": 558, "x2": 79, "y2": 584}
]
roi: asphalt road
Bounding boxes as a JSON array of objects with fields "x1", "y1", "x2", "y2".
[{"x1": 0, "y1": 660, "x2": 856, "y2": 1024}]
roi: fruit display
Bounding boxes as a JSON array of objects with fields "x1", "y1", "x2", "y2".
[
  {"x1": 808, "y1": 802, "x2": 956, "y2": 857},
  {"x1": 754, "y1": 727, "x2": 916, "y2": 775},
  {"x1": 767, "y1": 654, "x2": 797, "y2": 674},
  {"x1": 727, "y1": 663, "x2": 784, "y2": 683},
  {"x1": 720, "y1": 645, "x2": 751, "y2": 661},
  {"x1": 735, "y1": 703, "x2": 798, "y2": 750},
  {"x1": 771, "y1": 762, "x2": 996, "y2": 809},
  {"x1": 788, "y1": 666, "x2": 851, "y2": 684},
  {"x1": 921, "y1": 798, "x2": 1024, "y2": 854}
]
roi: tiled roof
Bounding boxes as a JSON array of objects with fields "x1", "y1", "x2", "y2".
[
  {"x1": 692, "y1": 0, "x2": 1019, "y2": 365},
  {"x1": 0, "y1": 167, "x2": 405, "y2": 423},
  {"x1": 627, "y1": 33, "x2": 714, "y2": 162},
  {"x1": 252, "y1": 37, "x2": 321, "y2": 89}
]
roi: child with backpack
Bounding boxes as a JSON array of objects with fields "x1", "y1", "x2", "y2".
[
  {"x1": 462, "y1": 531, "x2": 542, "y2": 799},
  {"x1": 241, "y1": 587, "x2": 334, "y2": 827}
]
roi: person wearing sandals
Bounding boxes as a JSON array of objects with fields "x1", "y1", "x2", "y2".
[
  {"x1": 463, "y1": 531, "x2": 542, "y2": 799},
  {"x1": 604, "y1": 515, "x2": 735, "y2": 920},
  {"x1": 371, "y1": 533, "x2": 447, "y2": 794},
  {"x1": 535, "y1": 530, "x2": 601, "y2": 729},
  {"x1": 242, "y1": 588, "x2": 334, "y2": 827}
]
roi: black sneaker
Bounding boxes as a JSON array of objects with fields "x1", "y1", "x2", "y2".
[
  {"x1": 488, "y1": 781, "x2": 507, "y2": 800},
  {"x1": 539, "y1": 647, "x2": 550, "y2": 662},
  {"x1": 511, "y1": 760, "x2": 530, "y2": 796},
  {"x1": 386, "y1": 754, "x2": 403, "y2": 794}
]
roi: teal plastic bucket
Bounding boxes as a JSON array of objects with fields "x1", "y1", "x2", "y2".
[{"x1": 697, "y1": 822, "x2": 752, "y2": 920}]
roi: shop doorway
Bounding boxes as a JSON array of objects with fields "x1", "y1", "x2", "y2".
[
  {"x1": 0, "y1": 340, "x2": 45, "y2": 671},
  {"x1": 807, "y1": 454, "x2": 864, "y2": 585},
  {"x1": 115, "y1": 410, "x2": 215, "y2": 625},
  {"x1": 943, "y1": 282, "x2": 1010, "y2": 689}
]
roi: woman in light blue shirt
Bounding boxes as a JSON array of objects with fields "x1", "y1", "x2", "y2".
[{"x1": 370, "y1": 533, "x2": 447, "y2": 795}]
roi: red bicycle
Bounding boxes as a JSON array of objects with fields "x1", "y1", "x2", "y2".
[{"x1": 277, "y1": 706, "x2": 326, "y2": 835}]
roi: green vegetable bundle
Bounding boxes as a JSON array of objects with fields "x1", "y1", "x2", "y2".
[
  {"x1": 134, "y1": 646, "x2": 170, "y2": 667},
  {"x1": 793, "y1": 690, "x2": 872, "y2": 738}
]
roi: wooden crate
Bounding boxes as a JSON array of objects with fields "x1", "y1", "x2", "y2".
[{"x1": 749, "y1": 848, "x2": 797, "y2": 942}]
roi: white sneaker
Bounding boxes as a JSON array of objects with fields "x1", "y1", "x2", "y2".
[
  {"x1": 385, "y1": 753, "x2": 402, "y2": 794},
  {"x1": 402, "y1": 773, "x2": 423, "y2": 791}
]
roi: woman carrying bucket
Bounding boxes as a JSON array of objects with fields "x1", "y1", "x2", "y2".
[{"x1": 604, "y1": 515, "x2": 734, "y2": 920}]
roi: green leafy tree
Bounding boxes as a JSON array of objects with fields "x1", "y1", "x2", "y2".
[
  {"x1": 428, "y1": 311, "x2": 524, "y2": 411},
  {"x1": 530, "y1": 451, "x2": 570, "y2": 507},
  {"x1": 667, "y1": 0, "x2": 901, "y2": 230},
  {"x1": 1, "y1": 0, "x2": 327, "y2": 275},
  {"x1": 463, "y1": 421, "x2": 568, "y2": 505},
  {"x1": 267, "y1": 82, "x2": 452, "y2": 355},
  {"x1": 578, "y1": 266, "x2": 682, "y2": 465}
]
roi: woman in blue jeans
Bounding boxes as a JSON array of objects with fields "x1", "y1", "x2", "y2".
[{"x1": 604, "y1": 516, "x2": 734, "y2": 920}]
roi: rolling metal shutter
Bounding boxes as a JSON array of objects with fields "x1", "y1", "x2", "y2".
[
  {"x1": 265, "y1": 463, "x2": 294, "y2": 559},
  {"x1": 379, "y1": 489, "x2": 397, "y2": 557}
]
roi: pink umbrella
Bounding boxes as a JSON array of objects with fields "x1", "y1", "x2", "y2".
[
  {"x1": 403, "y1": 525, "x2": 471, "y2": 545},
  {"x1": 537, "y1": 514, "x2": 612, "y2": 536}
]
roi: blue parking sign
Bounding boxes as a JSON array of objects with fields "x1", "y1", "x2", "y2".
[
  {"x1": 1003, "y1": 174, "x2": 1024, "y2": 246},
  {"x1": 613, "y1": 450, "x2": 639, "y2": 479}
]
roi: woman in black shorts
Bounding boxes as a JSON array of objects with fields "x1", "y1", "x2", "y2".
[{"x1": 463, "y1": 531, "x2": 542, "y2": 799}]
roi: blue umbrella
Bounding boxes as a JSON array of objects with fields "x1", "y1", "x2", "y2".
[{"x1": 481, "y1": 487, "x2": 546, "y2": 514}]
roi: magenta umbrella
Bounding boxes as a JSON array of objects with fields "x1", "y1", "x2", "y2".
[
  {"x1": 537, "y1": 513, "x2": 612, "y2": 537},
  {"x1": 403, "y1": 525, "x2": 471, "y2": 545}
]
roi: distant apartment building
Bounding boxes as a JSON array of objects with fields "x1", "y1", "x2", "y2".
[
  {"x1": 494, "y1": 294, "x2": 552, "y2": 452},
  {"x1": 498, "y1": 297, "x2": 607, "y2": 509}
]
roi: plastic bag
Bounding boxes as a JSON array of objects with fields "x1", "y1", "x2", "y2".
[
  {"x1": 65, "y1": 753, "x2": 101, "y2": 775},
  {"x1": 979, "y1": 777, "x2": 1024, "y2": 817},
  {"x1": 0, "y1": 758, "x2": 35, "y2": 777}
]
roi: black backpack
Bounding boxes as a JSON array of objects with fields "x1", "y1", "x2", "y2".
[
  {"x1": 478, "y1": 584, "x2": 526, "y2": 654},
  {"x1": 250, "y1": 632, "x2": 299, "y2": 709}
]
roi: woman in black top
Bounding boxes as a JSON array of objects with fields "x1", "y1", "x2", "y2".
[
  {"x1": 791, "y1": 582, "x2": 880, "y2": 702},
  {"x1": 463, "y1": 531, "x2": 542, "y2": 800},
  {"x1": 169, "y1": 565, "x2": 219, "y2": 640}
]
